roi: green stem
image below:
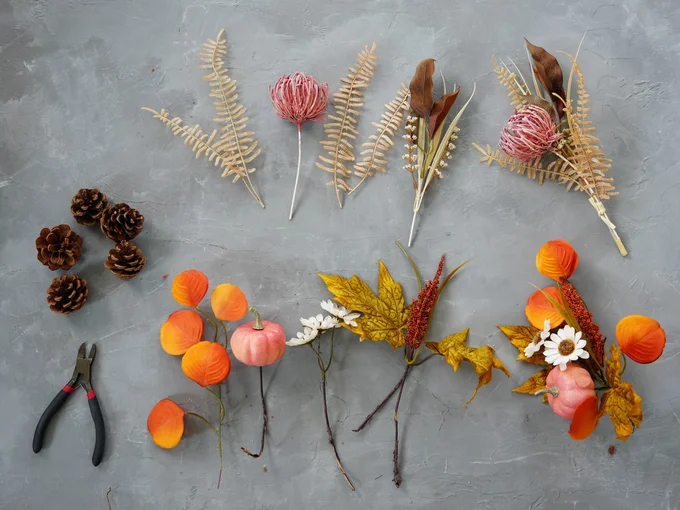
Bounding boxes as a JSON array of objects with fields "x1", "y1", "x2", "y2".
[
  {"x1": 206, "y1": 387, "x2": 225, "y2": 488},
  {"x1": 186, "y1": 412, "x2": 218, "y2": 434},
  {"x1": 195, "y1": 307, "x2": 219, "y2": 342},
  {"x1": 220, "y1": 321, "x2": 229, "y2": 349}
]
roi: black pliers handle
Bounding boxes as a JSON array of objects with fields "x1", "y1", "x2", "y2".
[{"x1": 32, "y1": 343, "x2": 105, "y2": 466}]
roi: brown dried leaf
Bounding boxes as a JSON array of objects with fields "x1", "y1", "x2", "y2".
[
  {"x1": 525, "y1": 39, "x2": 565, "y2": 118},
  {"x1": 409, "y1": 58, "x2": 435, "y2": 118},
  {"x1": 428, "y1": 87, "x2": 460, "y2": 138}
]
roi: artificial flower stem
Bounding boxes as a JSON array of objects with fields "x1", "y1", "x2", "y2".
[
  {"x1": 289, "y1": 125, "x2": 303, "y2": 220},
  {"x1": 241, "y1": 366, "x2": 268, "y2": 458},
  {"x1": 219, "y1": 321, "x2": 229, "y2": 349},
  {"x1": 206, "y1": 387, "x2": 225, "y2": 489},
  {"x1": 353, "y1": 354, "x2": 434, "y2": 432},
  {"x1": 392, "y1": 363, "x2": 412, "y2": 488},
  {"x1": 186, "y1": 412, "x2": 218, "y2": 434}
]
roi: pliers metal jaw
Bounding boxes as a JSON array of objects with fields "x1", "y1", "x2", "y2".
[{"x1": 32, "y1": 343, "x2": 105, "y2": 466}]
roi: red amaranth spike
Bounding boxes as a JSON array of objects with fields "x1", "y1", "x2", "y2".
[
  {"x1": 405, "y1": 255, "x2": 445, "y2": 349},
  {"x1": 560, "y1": 278, "x2": 605, "y2": 365}
]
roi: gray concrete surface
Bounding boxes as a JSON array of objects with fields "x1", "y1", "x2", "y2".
[{"x1": 1, "y1": 0, "x2": 679, "y2": 508}]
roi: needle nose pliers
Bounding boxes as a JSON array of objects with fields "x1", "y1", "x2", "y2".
[{"x1": 32, "y1": 343, "x2": 105, "y2": 466}]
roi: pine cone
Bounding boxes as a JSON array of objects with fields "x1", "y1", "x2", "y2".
[
  {"x1": 36, "y1": 224, "x2": 83, "y2": 271},
  {"x1": 47, "y1": 274, "x2": 88, "y2": 314},
  {"x1": 70, "y1": 188, "x2": 109, "y2": 226},
  {"x1": 105, "y1": 241, "x2": 146, "y2": 280},
  {"x1": 100, "y1": 203, "x2": 144, "y2": 242}
]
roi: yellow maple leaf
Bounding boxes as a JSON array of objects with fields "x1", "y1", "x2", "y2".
[
  {"x1": 426, "y1": 328, "x2": 510, "y2": 405},
  {"x1": 600, "y1": 345, "x2": 643, "y2": 440},
  {"x1": 497, "y1": 325, "x2": 547, "y2": 365},
  {"x1": 513, "y1": 368, "x2": 550, "y2": 395},
  {"x1": 318, "y1": 261, "x2": 409, "y2": 348}
]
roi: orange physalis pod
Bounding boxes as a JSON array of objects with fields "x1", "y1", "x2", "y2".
[
  {"x1": 536, "y1": 240, "x2": 579, "y2": 281},
  {"x1": 211, "y1": 284, "x2": 248, "y2": 321},
  {"x1": 616, "y1": 315, "x2": 666, "y2": 364},
  {"x1": 147, "y1": 399, "x2": 186, "y2": 448},
  {"x1": 182, "y1": 341, "x2": 231, "y2": 386},
  {"x1": 172, "y1": 270, "x2": 209, "y2": 307},
  {"x1": 525, "y1": 286, "x2": 565, "y2": 329},
  {"x1": 568, "y1": 395, "x2": 600, "y2": 440},
  {"x1": 160, "y1": 310, "x2": 204, "y2": 355}
]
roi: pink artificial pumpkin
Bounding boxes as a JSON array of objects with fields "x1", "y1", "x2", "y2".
[
  {"x1": 543, "y1": 364, "x2": 595, "y2": 420},
  {"x1": 231, "y1": 310, "x2": 286, "y2": 367}
]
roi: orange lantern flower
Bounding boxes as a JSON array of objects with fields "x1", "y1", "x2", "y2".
[
  {"x1": 525, "y1": 286, "x2": 565, "y2": 329},
  {"x1": 160, "y1": 310, "x2": 204, "y2": 355},
  {"x1": 182, "y1": 341, "x2": 231, "y2": 386},
  {"x1": 616, "y1": 315, "x2": 666, "y2": 364},
  {"x1": 211, "y1": 284, "x2": 248, "y2": 321},
  {"x1": 147, "y1": 399, "x2": 186, "y2": 448},
  {"x1": 172, "y1": 270, "x2": 209, "y2": 307},
  {"x1": 536, "y1": 240, "x2": 579, "y2": 281},
  {"x1": 568, "y1": 395, "x2": 600, "y2": 440}
]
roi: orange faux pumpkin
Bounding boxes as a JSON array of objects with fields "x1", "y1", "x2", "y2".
[{"x1": 616, "y1": 315, "x2": 666, "y2": 364}]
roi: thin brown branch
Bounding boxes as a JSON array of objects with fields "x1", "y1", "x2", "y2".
[
  {"x1": 392, "y1": 365, "x2": 412, "y2": 488},
  {"x1": 242, "y1": 366, "x2": 268, "y2": 458},
  {"x1": 322, "y1": 370, "x2": 356, "y2": 491}
]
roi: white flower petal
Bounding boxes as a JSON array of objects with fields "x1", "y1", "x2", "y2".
[
  {"x1": 320, "y1": 300, "x2": 336, "y2": 314},
  {"x1": 544, "y1": 340, "x2": 558, "y2": 349},
  {"x1": 543, "y1": 348, "x2": 558, "y2": 357},
  {"x1": 550, "y1": 333, "x2": 561, "y2": 343},
  {"x1": 579, "y1": 350, "x2": 590, "y2": 360},
  {"x1": 568, "y1": 353, "x2": 579, "y2": 361},
  {"x1": 576, "y1": 339, "x2": 587, "y2": 349},
  {"x1": 574, "y1": 331, "x2": 582, "y2": 342},
  {"x1": 559, "y1": 361, "x2": 568, "y2": 371},
  {"x1": 545, "y1": 353, "x2": 560, "y2": 363}
]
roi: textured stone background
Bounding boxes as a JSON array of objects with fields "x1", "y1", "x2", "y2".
[{"x1": 1, "y1": 0, "x2": 679, "y2": 508}]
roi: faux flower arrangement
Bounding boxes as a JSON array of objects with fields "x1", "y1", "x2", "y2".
[
  {"x1": 473, "y1": 38, "x2": 628, "y2": 256},
  {"x1": 147, "y1": 270, "x2": 286, "y2": 486},
  {"x1": 499, "y1": 240, "x2": 666, "y2": 440},
  {"x1": 288, "y1": 244, "x2": 509, "y2": 489}
]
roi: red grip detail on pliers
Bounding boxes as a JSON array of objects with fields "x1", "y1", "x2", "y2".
[
  {"x1": 87, "y1": 390, "x2": 96, "y2": 400},
  {"x1": 63, "y1": 385, "x2": 75, "y2": 393}
]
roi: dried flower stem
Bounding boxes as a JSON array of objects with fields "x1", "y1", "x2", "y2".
[
  {"x1": 308, "y1": 331, "x2": 355, "y2": 491},
  {"x1": 289, "y1": 126, "x2": 303, "y2": 220},
  {"x1": 392, "y1": 363, "x2": 412, "y2": 488},
  {"x1": 241, "y1": 366, "x2": 268, "y2": 458}
]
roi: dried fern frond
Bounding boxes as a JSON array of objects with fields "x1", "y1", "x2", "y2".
[
  {"x1": 316, "y1": 42, "x2": 378, "y2": 208},
  {"x1": 349, "y1": 83, "x2": 410, "y2": 195},
  {"x1": 472, "y1": 143, "x2": 583, "y2": 190},
  {"x1": 197, "y1": 30, "x2": 264, "y2": 207},
  {"x1": 560, "y1": 57, "x2": 616, "y2": 200},
  {"x1": 493, "y1": 56, "x2": 529, "y2": 110}
]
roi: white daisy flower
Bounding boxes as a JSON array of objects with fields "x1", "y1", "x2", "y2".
[
  {"x1": 287, "y1": 327, "x2": 319, "y2": 346},
  {"x1": 524, "y1": 319, "x2": 551, "y2": 358},
  {"x1": 301, "y1": 314, "x2": 324, "y2": 330},
  {"x1": 320, "y1": 315, "x2": 340, "y2": 330},
  {"x1": 320, "y1": 300, "x2": 361, "y2": 327},
  {"x1": 543, "y1": 325, "x2": 589, "y2": 371}
]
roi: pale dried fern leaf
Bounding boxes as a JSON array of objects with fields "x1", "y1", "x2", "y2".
[
  {"x1": 562, "y1": 59, "x2": 616, "y2": 200},
  {"x1": 493, "y1": 56, "x2": 529, "y2": 110},
  {"x1": 316, "y1": 42, "x2": 378, "y2": 207},
  {"x1": 198, "y1": 29, "x2": 264, "y2": 206},
  {"x1": 473, "y1": 143, "x2": 573, "y2": 185},
  {"x1": 350, "y1": 83, "x2": 410, "y2": 195}
]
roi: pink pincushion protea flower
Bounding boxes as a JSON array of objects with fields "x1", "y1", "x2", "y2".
[
  {"x1": 269, "y1": 73, "x2": 328, "y2": 220},
  {"x1": 269, "y1": 72, "x2": 328, "y2": 127},
  {"x1": 499, "y1": 104, "x2": 562, "y2": 161}
]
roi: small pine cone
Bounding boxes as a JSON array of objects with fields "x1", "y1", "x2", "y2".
[
  {"x1": 36, "y1": 224, "x2": 83, "y2": 271},
  {"x1": 100, "y1": 203, "x2": 144, "y2": 242},
  {"x1": 47, "y1": 274, "x2": 88, "y2": 314},
  {"x1": 70, "y1": 188, "x2": 108, "y2": 226},
  {"x1": 105, "y1": 241, "x2": 146, "y2": 280}
]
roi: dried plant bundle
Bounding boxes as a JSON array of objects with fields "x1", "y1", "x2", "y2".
[
  {"x1": 473, "y1": 38, "x2": 627, "y2": 256},
  {"x1": 315, "y1": 43, "x2": 378, "y2": 208},
  {"x1": 142, "y1": 30, "x2": 264, "y2": 208},
  {"x1": 349, "y1": 83, "x2": 411, "y2": 195},
  {"x1": 405, "y1": 59, "x2": 476, "y2": 246}
]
